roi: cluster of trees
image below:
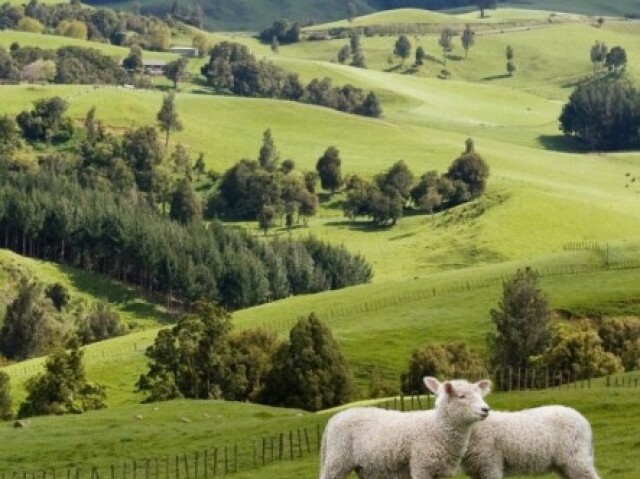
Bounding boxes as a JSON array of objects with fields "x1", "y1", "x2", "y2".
[
  {"x1": 137, "y1": 306, "x2": 353, "y2": 412},
  {"x1": 337, "y1": 34, "x2": 366, "y2": 68},
  {"x1": 259, "y1": 19, "x2": 301, "y2": 45},
  {"x1": 0, "y1": 0, "x2": 174, "y2": 50},
  {"x1": 0, "y1": 340, "x2": 107, "y2": 420},
  {"x1": 0, "y1": 277, "x2": 125, "y2": 362},
  {"x1": 343, "y1": 139, "x2": 490, "y2": 226},
  {"x1": 402, "y1": 268, "x2": 640, "y2": 391},
  {"x1": 207, "y1": 129, "x2": 319, "y2": 229},
  {"x1": 0, "y1": 44, "x2": 127, "y2": 85},
  {"x1": 200, "y1": 41, "x2": 381, "y2": 117},
  {"x1": 588, "y1": 43, "x2": 627, "y2": 76},
  {"x1": 0, "y1": 171, "x2": 372, "y2": 309},
  {"x1": 559, "y1": 78, "x2": 640, "y2": 151},
  {"x1": 166, "y1": 0, "x2": 204, "y2": 29}
]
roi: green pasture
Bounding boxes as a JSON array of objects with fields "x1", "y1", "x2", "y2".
[
  {"x1": 0, "y1": 250, "x2": 169, "y2": 330},
  {"x1": 5, "y1": 258, "x2": 640, "y2": 407},
  {"x1": 0, "y1": 30, "x2": 178, "y2": 62},
  {"x1": 504, "y1": 0, "x2": 640, "y2": 17},
  {"x1": 280, "y1": 22, "x2": 640, "y2": 100},
  {"x1": 0, "y1": 4, "x2": 639, "y2": 477},
  {"x1": 0, "y1": 382, "x2": 638, "y2": 478}
]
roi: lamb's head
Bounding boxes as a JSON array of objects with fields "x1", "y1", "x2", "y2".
[{"x1": 424, "y1": 377, "x2": 491, "y2": 424}]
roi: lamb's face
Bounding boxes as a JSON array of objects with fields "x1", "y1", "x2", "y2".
[{"x1": 424, "y1": 377, "x2": 491, "y2": 424}]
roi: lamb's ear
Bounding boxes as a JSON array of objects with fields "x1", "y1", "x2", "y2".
[
  {"x1": 423, "y1": 377, "x2": 441, "y2": 395},
  {"x1": 444, "y1": 381, "x2": 454, "y2": 396},
  {"x1": 476, "y1": 379, "x2": 492, "y2": 397}
]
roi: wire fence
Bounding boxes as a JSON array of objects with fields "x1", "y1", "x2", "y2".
[{"x1": 5, "y1": 259, "x2": 640, "y2": 382}]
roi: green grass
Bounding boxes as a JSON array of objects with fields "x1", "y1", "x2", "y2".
[
  {"x1": 0, "y1": 250, "x2": 169, "y2": 330},
  {"x1": 0, "y1": 383, "x2": 639, "y2": 478},
  {"x1": 0, "y1": 8, "x2": 639, "y2": 477},
  {"x1": 0, "y1": 30, "x2": 178, "y2": 62},
  {"x1": 504, "y1": 0, "x2": 640, "y2": 16}
]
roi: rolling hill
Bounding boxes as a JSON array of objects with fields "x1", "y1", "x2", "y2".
[{"x1": 0, "y1": 3, "x2": 640, "y2": 478}]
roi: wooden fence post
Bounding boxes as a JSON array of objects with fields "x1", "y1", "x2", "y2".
[
  {"x1": 212, "y1": 449, "x2": 218, "y2": 477},
  {"x1": 304, "y1": 428, "x2": 310, "y2": 453}
]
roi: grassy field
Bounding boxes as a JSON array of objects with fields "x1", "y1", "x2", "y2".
[
  {"x1": 0, "y1": 249, "x2": 169, "y2": 330},
  {"x1": 0, "y1": 30, "x2": 178, "y2": 62},
  {"x1": 0, "y1": 3, "x2": 639, "y2": 477},
  {"x1": 0, "y1": 381, "x2": 639, "y2": 478}
]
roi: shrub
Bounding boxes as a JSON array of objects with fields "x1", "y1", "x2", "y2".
[
  {"x1": 261, "y1": 314, "x2": 353, "y2": 411},
  {"x1": 18, "y1": 341, "x2": 107, "y2": 418},
  {"x1": 597, "y1": 316, "x2": 640, "y2": 370},
  {"x1": 541, "y1": 322, "x2": 623, "y2": 379},
  {"x1": 76, "y1": 302, "x2": 126, "y2": 345},
  {"x1": 401, "y1": 342, "x2": 486, "y2": 394}
]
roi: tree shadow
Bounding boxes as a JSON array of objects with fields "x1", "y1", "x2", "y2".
[
  {"x1": 324, "y1": 219, "x2": 389, "y2": 232},
  {"x1": 537, "y1": 134, "x2": 584, "y2": 153},
  {"x1": 480, "y1": 73, "x2": 511, "y2": 81},
  {"x1": 384, "y1": 64, "x2": 403, "y2": 73},
  {"x1": 447, "y1": 54, "x2": 464, "y2": 62},
  {"x1": 64, "y1": 267, "x2": 173, "y2": 324}
]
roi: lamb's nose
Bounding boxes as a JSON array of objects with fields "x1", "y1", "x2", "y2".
[{"x1": 481, "y1": 407, "x2": 490, "y2": 414}]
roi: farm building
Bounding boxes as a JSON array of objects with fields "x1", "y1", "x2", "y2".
[{"x1": 170, "y1": 46, "x2": 199, "y2": 57}]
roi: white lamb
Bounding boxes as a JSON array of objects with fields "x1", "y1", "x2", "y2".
[
  {"x1": 462, "y1": 405, "x2": 600, "y2": 479},
  {"x1": 319, "y1": 377, "x2": 492, "y2": 479}
]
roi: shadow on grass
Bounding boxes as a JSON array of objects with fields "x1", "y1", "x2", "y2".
[
  {"x1": 324, "y1": 219, "x2": 390, "y2": 232},
  {"x1": 64, "y1": 267, "x2": 173, "y2": 324},
  {"x1": 384, "y1": 64, "x2": 403, "y2": 73},
  {"x1": 537, "y1": 134, "x2": 584, "y2": 153},
  {"x1": 480, "y1": 73, "x2": 512, "y2": 81}
]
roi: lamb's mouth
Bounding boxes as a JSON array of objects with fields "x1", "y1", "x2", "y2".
[{"x1": 476, "y1": 412, "x2": 489, "y2": 419}]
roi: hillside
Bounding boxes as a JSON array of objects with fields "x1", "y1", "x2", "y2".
[
  {"x1": 0, "y1": 3, "x2": 639, "y2": 479},
  {"x1": 76, "y1": 0, "x2": 639, "y2": 32}
]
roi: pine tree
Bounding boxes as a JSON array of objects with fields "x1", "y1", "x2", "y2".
[
  {"x1": 461, "y1": 24, "x2": 475, "y2": 59},
  {"x1": 170, "y1": 177, "x2": 202, "y2": 224},
  {"x1": 157, "y1": 93, "x2": 183, "y2": 147},
  {"x1": 258, "y1": 128, "x2": 279, "y2": 171},
  {"x1": 487, "y1": 268, "x2": 551, "y2": 375}
]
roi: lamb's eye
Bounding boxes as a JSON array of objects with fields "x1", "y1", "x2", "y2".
[{"x1": 458, "y1": 394, "x2": 466, "y2": 399}]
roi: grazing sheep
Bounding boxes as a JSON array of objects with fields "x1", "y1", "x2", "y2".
[
  {"x1": 462, "y1": 405, "x2": 600, "y2": 479},
  {"x1": 319, "y1": 377, "x2": 492, "y2": 479}
]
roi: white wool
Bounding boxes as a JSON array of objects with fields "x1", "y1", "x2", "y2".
[
  {"x1": 319, "y1": 378, "x2": 491, "y2": 479},
  {"x1": 462, "y1": 405, "x2": 601, "y2": 479}
]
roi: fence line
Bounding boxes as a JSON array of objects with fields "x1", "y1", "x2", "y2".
[
  {"x1": 257, "y1": 259, "x2": 640, "y2": 333},
  {"x1": 4, "y1": 259, "x2": 640, "y2": 381},
  {"x1": 2, "y1": 371, "x2": 638, "y2": 478}
]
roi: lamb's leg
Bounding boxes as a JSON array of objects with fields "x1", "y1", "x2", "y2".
[
  {"x1": 468, "y1": 464, "x2": 504, "y2": 479},
  {"x1": 319, "y1": 455, "x2": 353, "y2": 479},
  {"x1": 557, "y1": 463, "x2": 601, "y2": 479}
]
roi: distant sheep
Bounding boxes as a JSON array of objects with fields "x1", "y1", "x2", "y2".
[
  {"x1": 462, "y1": 405, "x2": 600, "y2": 479},
  {"x1": 319, "y1": 377, "x2": 492, "y2": 479}
]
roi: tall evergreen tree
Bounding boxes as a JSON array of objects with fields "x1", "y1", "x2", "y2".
[
  {"x1": 461, "y1": 24, "x2": 475, "y2": 59},
  {"x1": 157, "y1": 92, "x2": 183, "y2": 147},
  {"x1": 258, "y1": 128, "x2": 279, "y2": 172},
  {"x1": 170, "y1": 177, "x2": 202, "y2": 224},
  {"x1": 487, "y1": 268, "x2": 551, "y2": 376}
]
